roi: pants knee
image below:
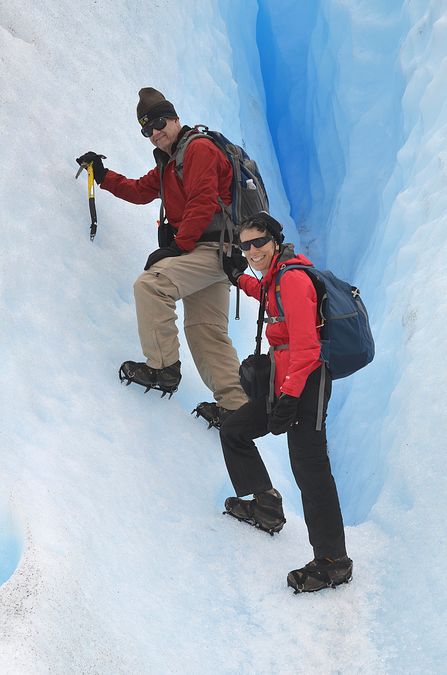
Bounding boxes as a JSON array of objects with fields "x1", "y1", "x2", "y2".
[
  {"x1": 133, "y1": 273, "x2": 149, "y2": 299},
  {"x1": 219, "y1": 417, "x2": 244, "y2": 445},
  {"x1": 184, "y1": 319, "x2": 228, "y2": 336},
  {"x1": 134, "y1": 272, "x2": 177, "y2": 303}
]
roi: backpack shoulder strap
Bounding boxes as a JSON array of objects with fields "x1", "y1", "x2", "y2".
[
  {"x1": 157, "y1": 128, "x2": 214, "y2": 225},
  {"x1": 274, "y1": 264, "x2": 327, "y2": 326},
  {"x1": 173, "y1": 127, "x2": 215, "y2": 182},
  {"x1": 171, "y1": 126, "x2": 235, "y2": 260}
]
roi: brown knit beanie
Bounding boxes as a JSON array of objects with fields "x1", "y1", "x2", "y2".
[{"x1": 137, "y1": 88, "x2": 178, "y2": 126}]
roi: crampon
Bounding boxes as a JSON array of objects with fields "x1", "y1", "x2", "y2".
[
  {"x1": 287, "y1": 556, "x2": 353, "y2": 594},
  {"x1": 119, "y1": 360, "x2": 180, "y2": 398},
  {"x1": 223, "y1": 509, "x2": 285, "y2": 536},
  {"x1": 223, "y1": 491, "x2": 286, "y2": 536},
  {"x1": 191, "y1": 402, "x2": 234, "y2": 430}
]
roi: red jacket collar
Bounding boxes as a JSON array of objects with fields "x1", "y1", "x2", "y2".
[{"x1": 261, "y1": 245, "x2": 314, "y2": 290}]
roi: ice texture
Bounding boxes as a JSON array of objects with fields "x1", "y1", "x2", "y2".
[{"x1": 0, "y1": 0, "x2": 446, "y2": 672}]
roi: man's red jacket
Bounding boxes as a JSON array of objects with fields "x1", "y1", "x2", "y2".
[
  {"x1": 100, "y1": 132, "x2": 232, "y2": 252},
  {"x1": 239, "y1": 249, "x2": 322, "y2": 398}
]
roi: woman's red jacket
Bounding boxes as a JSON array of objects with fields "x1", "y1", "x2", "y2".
[{"x1": 239, "y1": 251, "x2": 322, "y2": 398}]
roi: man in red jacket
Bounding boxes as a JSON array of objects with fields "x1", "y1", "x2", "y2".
[
  {"x1": 220, "y1": 212, "x2": 352, "y2": 594},
  {"x1": 77, "y1": 88, "x2": 247, "y2": 417}
]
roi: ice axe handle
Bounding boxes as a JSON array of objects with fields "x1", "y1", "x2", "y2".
[
  {"x1": 89, "y1": 198, "x2": 97, "y2": 241},
  {"x1": 87, "y1": 164, "x2": 97, "y2": 241}
]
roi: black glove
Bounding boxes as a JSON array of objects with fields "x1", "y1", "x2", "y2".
[
  {"x1": 76, "y1": 151, "x2": 108, "y2": 184},
  {"x1": 144, "y1": 242, "x2": 183, "y2": 270},
  {"x1": 222, "y1": 246, "x2": 248, "y2": 286},
  {"x1": 268, "y1": 393, "x2": 299, "y2": 435}
]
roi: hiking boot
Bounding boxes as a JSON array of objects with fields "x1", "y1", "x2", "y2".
[
  {"x1": 191, "y1": 402, "x2": 235, "y2": 430},
  {"x1": 156, "y1": 360, "x2": 181, "y2": 392},
  {"x1": 119, "y1": 361, "x2": 157, "y2": 390},
  {"x1": 119, "y1": 359, "x2": 181, "y2": 394},
  {"x1": 224, "y1": 489, "x2": 286, "y2": 535},
  {"x1": 287, "y1": 556, "x2": 353, "y2": 594}
]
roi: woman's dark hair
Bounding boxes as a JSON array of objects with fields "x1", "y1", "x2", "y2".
[{"x1": 237, "y1": 211, "x2": 285, "y2": 244}]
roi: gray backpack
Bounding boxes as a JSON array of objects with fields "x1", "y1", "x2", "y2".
[{"x1": 173, "y1": 125, "x2": 269, "y2": 251}]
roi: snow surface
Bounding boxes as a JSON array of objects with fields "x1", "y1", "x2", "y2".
[{"x1": 1, "y1": 0, "x2": 446, "y2": 672}]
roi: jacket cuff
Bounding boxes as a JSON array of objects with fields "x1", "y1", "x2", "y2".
[{"x1": 99, "y1": 168, "x2": 113, "y2": 189}]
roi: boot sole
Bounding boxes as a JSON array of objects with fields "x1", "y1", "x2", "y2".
[
  {"x1": 120, "y1": 378, "x2": 178, "y2": 397},
  {"x1": 119, "y1": 369, "x2": 178, "y2": 397},
  {"x1": 223, "y1": 510, "x2": 286, "y2": 536}
]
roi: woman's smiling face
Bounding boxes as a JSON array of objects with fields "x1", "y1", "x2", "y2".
[{"x1": 239, "y1": 227, "x2": 278, "y2": 275}]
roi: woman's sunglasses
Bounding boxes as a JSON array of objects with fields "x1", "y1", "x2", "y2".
[
  {"x1": 141, "y1": 117, "x2": 168, "y2": 138},
  {"x1": 239, "y1": 235, "x2": 273, "y2": 252}
]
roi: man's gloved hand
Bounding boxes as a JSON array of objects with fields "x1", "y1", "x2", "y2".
[
  {"x1": 222, "y1": 246, "x2": 248, "y2": 286},
  {"x1": 268, "y1": 393, "x2": 299, "y2": 435},
  {"x1": 144, "y1": 242, "x2": 183, "y2": 271},
  {"x1": 76, "y1": 151, "x2": 108, "y2": 184}
]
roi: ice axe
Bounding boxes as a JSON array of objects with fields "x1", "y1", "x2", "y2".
[{"x1": 75, "y1": 155, "x2": 106, "y2": 241}]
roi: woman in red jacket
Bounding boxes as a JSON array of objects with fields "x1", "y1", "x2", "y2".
[{"x1": 220, "y1": 212, "x2": 352, "y2": 594}]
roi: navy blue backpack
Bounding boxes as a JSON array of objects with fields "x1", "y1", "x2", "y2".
[{"x1": 275, "y1": 264, "x2": 375, "y2": 380}]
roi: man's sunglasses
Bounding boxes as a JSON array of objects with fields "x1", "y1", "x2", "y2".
[
  {"x1": 239, "y1": 235, "x2": 273, "y2": 251},
  {"x1": 140, "y1": 117, "x2": 168, "y2": 138}
]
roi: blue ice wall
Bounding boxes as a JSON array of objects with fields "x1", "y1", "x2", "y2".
[
  {"x1": 254, "y1": 2, "x2": 411, "y2": 521},
  {"x1": 257, "y1": 1, "x2": 408, "y2": 276},
  {"x1": 256, "y1": 1, "x2": 320, "y2": 243},
  {"x1": 217, "y1": 0, "x2": 296, "y2": 239},
  {"x1": 221, "y1": 1, "x2": 413, "y2": 524}
]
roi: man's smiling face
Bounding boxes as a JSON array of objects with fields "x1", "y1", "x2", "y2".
[{"x1": 149, "y1": 118, "x2": 181, "y2": 154}]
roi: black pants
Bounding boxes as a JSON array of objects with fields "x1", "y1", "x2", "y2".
[{"x1": 219, "y1": 366, "x2": 347, "y2": 559}]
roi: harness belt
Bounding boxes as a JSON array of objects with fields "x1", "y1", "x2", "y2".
[{"x1": 197, "y1": 229, "x2": 232, "y2": 243}]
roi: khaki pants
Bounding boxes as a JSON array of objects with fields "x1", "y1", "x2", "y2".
[{"x1": 133, "y1": 243, "x2": 248, "y2": 410}]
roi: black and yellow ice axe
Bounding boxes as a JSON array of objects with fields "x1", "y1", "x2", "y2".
[{"x1": 75, "y1": 155, "x2": 106, "y2": 241}]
